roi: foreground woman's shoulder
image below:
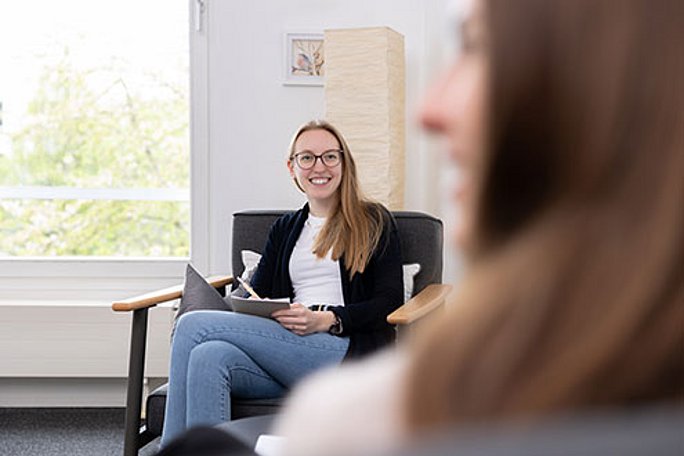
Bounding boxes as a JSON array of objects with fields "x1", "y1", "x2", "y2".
[{"x1": 274, "y1": 349, "x2": 409, "y2": 456}]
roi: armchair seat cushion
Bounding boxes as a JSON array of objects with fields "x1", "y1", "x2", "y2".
[{"x1": 145, "y1": 384, "x2": 283, "y2": 438}]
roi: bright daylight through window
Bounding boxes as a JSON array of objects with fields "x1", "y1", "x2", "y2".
[{"x1": 0, "y1": 0, "x2": 189, "y2": 257}]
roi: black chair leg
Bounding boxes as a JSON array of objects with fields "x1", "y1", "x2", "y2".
[{"x1": 123, "y1": 307, "x2": 149, "y2": 456}]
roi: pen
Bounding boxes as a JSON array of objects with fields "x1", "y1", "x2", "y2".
[{"x1": 237, "y1": 276, "x2": 262, "y2": 299}]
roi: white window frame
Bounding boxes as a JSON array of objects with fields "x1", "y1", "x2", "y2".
[{"x1": 0, "y1": 0, "x2": 210, "y2": 300}]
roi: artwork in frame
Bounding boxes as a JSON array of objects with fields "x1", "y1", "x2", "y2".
[{"x1": 284, "y1": 32, "x2": 324, "y2": 86}]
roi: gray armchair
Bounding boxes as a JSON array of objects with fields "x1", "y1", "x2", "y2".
[{"x1": 112, "y1": 210, "x2": 451, "y2": 455}]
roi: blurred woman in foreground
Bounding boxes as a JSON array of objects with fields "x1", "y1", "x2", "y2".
[
  {"x1": 408, "y1": 0, "x2": 683, "y2": 430},
  {"x1": 277, "y1": 0, "x2": 683, "y2": 453}
]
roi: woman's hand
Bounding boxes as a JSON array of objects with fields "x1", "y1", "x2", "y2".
[{"x1": 271, "y1": 304, "x2": 335, "y2": 336}]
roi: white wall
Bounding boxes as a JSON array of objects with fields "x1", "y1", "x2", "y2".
[{"x1": 199, "y1": 0, "x2": 462, "y2": 281}]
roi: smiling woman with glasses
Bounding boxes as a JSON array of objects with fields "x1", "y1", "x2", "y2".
[{"x1": 160, "y1": 119, "x2": 404, "y2": 446}]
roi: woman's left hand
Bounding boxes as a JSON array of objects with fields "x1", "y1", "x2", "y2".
[{"x1": 271, "y1": 304, "x2": 334, "y2": 336}]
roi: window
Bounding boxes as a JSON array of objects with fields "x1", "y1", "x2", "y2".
[{"x1": 0, "y1": 0, "x2": 189, "y2": 258}]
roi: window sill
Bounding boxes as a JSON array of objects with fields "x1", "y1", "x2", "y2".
[
  {"x1": 0, "y1": 256, "x2": 189, "y2": 277},
  {"x1": 0, "y1": 257, "x2": 190, "y2": 301}
]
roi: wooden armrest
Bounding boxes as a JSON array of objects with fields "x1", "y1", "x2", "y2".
[
  {"x1": 387, "y1": 283, "x2": 453, "y2": 326},
  {"x1": 112, "y1": 275, "x2": 234, "y2": 312}
]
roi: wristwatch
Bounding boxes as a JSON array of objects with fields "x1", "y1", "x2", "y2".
[{"x1": 329, "y1": 313, "x2": 343, "y2": 335}]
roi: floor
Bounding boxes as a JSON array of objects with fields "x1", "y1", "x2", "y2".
[{"x1": 0, "y1": 408, "x2": 159, "y2": 456}]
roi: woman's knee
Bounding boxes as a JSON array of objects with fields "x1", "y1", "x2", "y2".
[
  {"x1": 174, "y1": 310, "x2": 217, "y2": 340},
  {"x1": 188, "y1": 341, "x2": 243, "y2": 377}
]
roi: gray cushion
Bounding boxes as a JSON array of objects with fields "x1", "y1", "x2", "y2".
[{"x1": 173, "y1": 264, "x2": 233, "y2": 336}]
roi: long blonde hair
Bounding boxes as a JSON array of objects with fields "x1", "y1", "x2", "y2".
[
  {"x1": 406, "y1": 0, "x2": 683, "y2": 431},
  {"x1": 288, "y1": 120, "x2": 386, "y2": 277}
]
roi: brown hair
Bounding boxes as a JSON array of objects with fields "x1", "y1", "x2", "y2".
[
  {"x1": 406, "y1": 0, "x2": 684, "y2": 431},
  {"x1": 288, "y1": 120, "x2": 386, "y2": 276}
]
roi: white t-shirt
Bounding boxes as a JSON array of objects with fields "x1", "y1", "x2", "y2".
[{"x1": 289, "y1": 214, "x2": 345, "y2": 307}]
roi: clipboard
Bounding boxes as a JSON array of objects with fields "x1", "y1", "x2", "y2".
[{"x1": 231, "y1": 295, "x2": 291, "y2": 318}]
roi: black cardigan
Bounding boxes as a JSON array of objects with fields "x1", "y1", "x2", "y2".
[{"x1": 249, "y1": 204, "x2": 404, "y2": 360}]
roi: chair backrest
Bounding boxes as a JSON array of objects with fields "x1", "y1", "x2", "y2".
[{"x1": 232, "y1": 210, "x2": 444, "y2": 296}]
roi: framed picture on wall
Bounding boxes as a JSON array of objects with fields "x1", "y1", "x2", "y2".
[{"x1": 283, "y1": 32, "x2": 325, "y2": 86}]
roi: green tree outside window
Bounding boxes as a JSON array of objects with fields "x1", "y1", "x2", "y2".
[{"x1": 0, "y1": 51, "x2": 189, "y2": 257}]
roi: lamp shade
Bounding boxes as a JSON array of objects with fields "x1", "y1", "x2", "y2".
[{"x1": 324, "y1": 27, "x2": 405, "y2": 209}]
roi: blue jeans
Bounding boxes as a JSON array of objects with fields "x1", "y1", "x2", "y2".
[{"x1": 160, "y1": 310, "x2": 349, "y2": 446}]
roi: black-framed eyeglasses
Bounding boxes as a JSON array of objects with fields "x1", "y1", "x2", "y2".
[{"x1": 292, "y1": 149, "x2": 343, "y2": 169}]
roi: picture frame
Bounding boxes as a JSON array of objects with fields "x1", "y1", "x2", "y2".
[{"x1": 283, "y1": 32, "x2": 325, "y2": 86}]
